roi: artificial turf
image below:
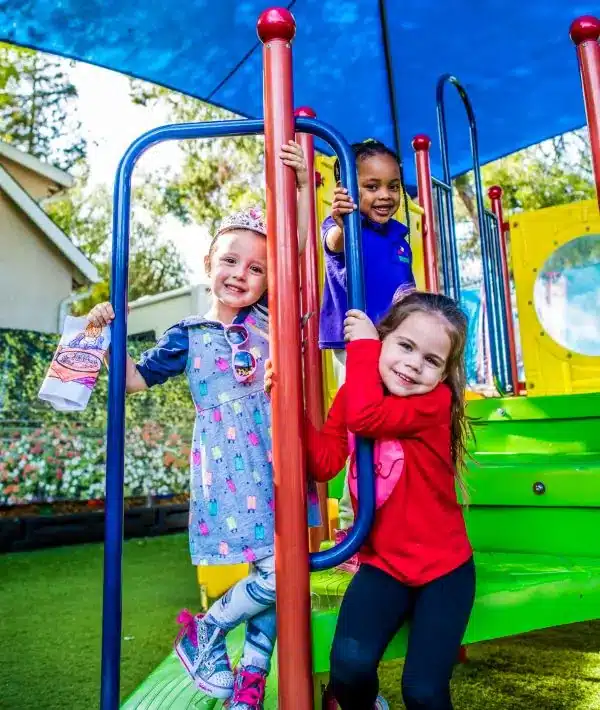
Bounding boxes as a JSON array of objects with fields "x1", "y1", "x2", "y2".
[{"x1": 1, "y1": 534, "x2": 599, "y2": 709}]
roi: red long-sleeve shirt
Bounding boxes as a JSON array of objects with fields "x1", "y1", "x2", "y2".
[{"x1": 306, "y1": 339, "x2": 472, "y2": 586}]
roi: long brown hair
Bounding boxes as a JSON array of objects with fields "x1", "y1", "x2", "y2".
[{"x1": 376, "y1": 291, "x2": 471, "y2": 497}]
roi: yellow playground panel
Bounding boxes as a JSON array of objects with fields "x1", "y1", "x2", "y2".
[
  {"x1": 510, "y1": 199, "x2": 600, "y2": 397},
  {"x1": 197, "y1": 562, "x2": 249, "y2": 610}
]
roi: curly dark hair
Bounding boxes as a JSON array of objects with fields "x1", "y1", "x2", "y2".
[
  {"x1": 333, "y1": 139, "x2": 400, "y2": 183},
  {"x1": 334, "y1": 139, "x2": 411, "y2": 239}
]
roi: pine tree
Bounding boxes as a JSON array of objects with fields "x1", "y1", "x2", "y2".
[{"x1": 0, "y1": 43, "x2": 86, "y2": 170}]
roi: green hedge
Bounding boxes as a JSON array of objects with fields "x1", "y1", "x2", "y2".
[{"x1": 0, "y1": 328, "x2": 193, "y2": 505}]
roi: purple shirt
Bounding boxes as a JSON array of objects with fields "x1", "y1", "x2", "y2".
[{"x1": 319, "y1": 215, "x2": 415, "y2": 349}]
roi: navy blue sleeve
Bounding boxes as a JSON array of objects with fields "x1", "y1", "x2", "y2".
[{"x1": 135, "y1": 325, "x2": 189, "y2": 387}]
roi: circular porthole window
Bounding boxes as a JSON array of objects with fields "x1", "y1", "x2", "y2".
[{"x1": 533, "y1": 234, "x2": 600, "y2": 356}]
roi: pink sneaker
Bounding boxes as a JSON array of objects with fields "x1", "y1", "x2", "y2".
[
  {"x1": 174, "y1": 609, "x2": 234, "y2": 699},
  {"x1": 225, "y1": 667, "x2": 268, "y2": 709}
]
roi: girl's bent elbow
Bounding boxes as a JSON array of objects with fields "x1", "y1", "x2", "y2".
[
  {"x1": 346, "y1": 410, "x2": 379, "y2": 437},
  {"x1": 126, "y1": 377, "x2": 148, "y2": 394}
]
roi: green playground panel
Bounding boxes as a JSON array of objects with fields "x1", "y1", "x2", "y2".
[
  {"x1": 309, "y1": 552, "x2": 600, "y2": 673},
  {"x1": 123, "y1": 391, "x2": 600, "y2": 708},
  {"x1": 327, "y1": 391, "x2": 600, "y2": 499}
]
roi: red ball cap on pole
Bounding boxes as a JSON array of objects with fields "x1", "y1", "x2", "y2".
[
  {"x1": 257, "y1": 7, "x2": 296, "y2": 43},
  {"x1": 412, "y1": 134, "x2": 432, "y2": 151},
  {"x1": 570, "y1": 16, "x2": 600, "y2": 45},
  {"x1": 295, "y1": 106, "x2": 316, "y2": 118}
]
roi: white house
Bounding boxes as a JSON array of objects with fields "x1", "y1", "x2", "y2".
[{"x1": 0, "y1": 141, "x2": 98, "y2": 334}]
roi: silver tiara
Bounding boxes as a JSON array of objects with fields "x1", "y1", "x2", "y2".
[{"x1": 214, "y1": 208, "x2": 267, "y2": 240}]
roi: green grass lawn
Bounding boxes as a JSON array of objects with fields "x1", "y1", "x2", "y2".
[
  {"x1": 0, "y1": 534, "x2": 199, "y2": 709},
  {"x1": 2, "y1": 535, "x2": 600, "y2": 709}
]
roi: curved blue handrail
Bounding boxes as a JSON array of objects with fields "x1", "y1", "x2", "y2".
[
  {"x1": 101, "y1": 116, "x2": 375, "y2": 708},
  {"x1": 296, "y1": 117, "x2": 376, "y2": 571},
  {"x1": 436, "y1": 74, "x2": 511, "y2": 393}
]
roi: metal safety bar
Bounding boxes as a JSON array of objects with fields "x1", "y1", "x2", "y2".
[
  {"x1": 431, "y1": 176, "x2": 454, "y2": 296},
  {"x1": 436, "y1": 74, "x2": 512, "y2": 393}
]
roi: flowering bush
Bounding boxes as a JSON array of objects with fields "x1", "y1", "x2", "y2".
[
  {"x1": 0, "y1": 423, "x2": 190, "y2": 505},
  {"x1": 0, "y1": 327, "x2": 196, "y2": 506}
]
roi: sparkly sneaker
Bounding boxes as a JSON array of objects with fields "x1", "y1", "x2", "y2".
[
  {"x1": 374, "y1": 696, "x2": 389, "y2": 709},
  {"x1": 225, "y1": 667, "x2": 268, "y2": 709},
  {"x1": 174, "y1": 609, "x2": 234, "y2": 699}
]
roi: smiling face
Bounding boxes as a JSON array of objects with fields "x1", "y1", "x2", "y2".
[
  {"x1": 357, "y1": 153, "x2": 402, "y2": 224},
  {"x1": 378, "y1": 311, "x2": 452, "y2": 397},
  {"x1": 204, "y1": 229, "x2": 267, "y2": 322}
]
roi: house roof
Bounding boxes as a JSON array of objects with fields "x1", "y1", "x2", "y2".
[
  {"x1": 0, "y1": 141, "x2": 74, "y2": 189},
  {"x1": 0, "y1": 164, "x2": 98, "y2": 284}
]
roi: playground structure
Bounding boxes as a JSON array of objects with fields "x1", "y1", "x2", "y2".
[
  {"x1": 1, "y1": 3, "x2": 600, "y2": 709},
  {"x1": 120, "y1": 10, "x2": 600, "y2": 710}
]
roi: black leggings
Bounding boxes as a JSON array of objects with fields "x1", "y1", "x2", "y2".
[{"x1": 329, "y1": 559, "x2": 475, "y2": 710}]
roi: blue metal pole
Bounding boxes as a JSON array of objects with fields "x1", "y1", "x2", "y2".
[
  {"x1": 296, "y1": 118, "x2": 376, "y2": 571},
  {"x1": 486, "y1": 211, "x2": 511, "y2": 391},
  {"x1": 100, "y1": 116, "x2": 375, "y2": 707},
  {"x1": 432, "y1": 179, "x2": 453, "y2": 295},
  {"x1": 436, "y1": 82, "x2": 462, "y2": 303},
  {"x1": 100, "y1": 137, "x2": 132, "y2": 710},
  {"x1": 482, "y1": 216, "x2": 504, "y2": 389},
  {"x1": 101, "y1": 118, "x2": 269, "y2": 710}
]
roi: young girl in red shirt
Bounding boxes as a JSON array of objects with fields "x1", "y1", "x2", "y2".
[{"x1": 281, "y1": 291, "x2": 475, "y2": 709}]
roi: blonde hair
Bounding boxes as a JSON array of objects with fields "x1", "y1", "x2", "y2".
[{"x1": 376, "y1": 291, "x2": 471, "y2": 499}]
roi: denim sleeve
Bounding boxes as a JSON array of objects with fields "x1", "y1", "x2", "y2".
[{"x1": 135, "y1": 324, "x2": 189, "y2": 387}]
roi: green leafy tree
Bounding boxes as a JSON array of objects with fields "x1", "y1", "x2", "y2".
[
  {"x1": 453, "y1": 129, "x2": 596, "y2": 263},
  {"x1": 130, "y1": 82, "x2": 265, "y2": 232},
  {"x1": 0, "y1": 43, "x2": 86, "y2": 170},
  {"x1": 47, "y1": 176, "x2": 189, "y2": 313}
]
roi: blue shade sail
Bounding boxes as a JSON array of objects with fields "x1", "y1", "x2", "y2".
[{"x1": 1, "y1": 0, "x2": 599, "y2": 181}]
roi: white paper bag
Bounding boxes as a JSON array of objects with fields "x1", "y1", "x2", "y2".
[{"x1": 38, "y1": 316, "x2": 111, "y2": 412}]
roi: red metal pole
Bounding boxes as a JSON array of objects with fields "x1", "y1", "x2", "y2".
[
  {"x1": 570, "y1": 16, "x2": 600, "y2": 211},
  {"x1": 412, "y1": 135, "x2": 439, "y2": 292},
  {"x1": 257, "y1": 9, "x2": 313, "y2": 710},
  {"x1": 295, "y1": 106, "x2": 329, "y2": 552},
  {"x1": 488, "y1": 185, "x2": 519, "y2": 394}
]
